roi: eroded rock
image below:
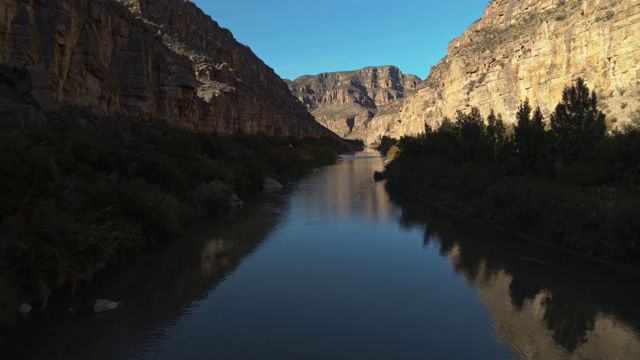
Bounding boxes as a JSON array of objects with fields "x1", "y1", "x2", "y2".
[{"x1": 0, "y1": 0, "x2": 336, "y2": 138}]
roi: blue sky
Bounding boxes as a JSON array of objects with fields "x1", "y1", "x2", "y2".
[{"x1": 192, "y1": 1, "x2": 490, "y2": 80}]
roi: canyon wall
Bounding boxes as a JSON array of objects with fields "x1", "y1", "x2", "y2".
[
  {"x1": 392, "y1": 0, "x2": 640, "y2": 139},
  {"x1": 293, "y1": 0, "x2": 640, "y2": 144},
  {"x1": 0, "y1": 0, "x2": 334, "y2": 138},
  {"x1": 287, "y1": 66, "x2": 420, "y2": 142}
]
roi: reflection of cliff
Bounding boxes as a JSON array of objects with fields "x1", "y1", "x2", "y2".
[
  {"x1": 293, "y1": 150, "x2": 392, "y2": 225},
  {"x1": 471, "y1": 268, "x2": 639, "y2": 359},
  {"x1": 1, "y1": 194, "x2": 290, "y2": 359},
  {"x1": 388, "y1": 187, "x2": 640, "y2": 359}
]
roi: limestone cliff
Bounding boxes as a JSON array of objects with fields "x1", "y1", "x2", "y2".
[
  {"x1": 391, "y1": 0, "x2": 640, "y2": 138},
  {"x1": 286, "y1": 66, "x2": 420, "y2": 142},
  {"x1": 296, "y1": 0, "x2": 640, "y2": 144},
  {"x1": 0, "y1": 0, "x2": 333, "y2": 138}
]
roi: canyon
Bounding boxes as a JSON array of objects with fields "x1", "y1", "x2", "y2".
[
  {"x1": 289, "y1": 0, "x2": 640, "y2": 144},
  {"x1": 286, "y1": 66, "x2": 420, "y2": 143}
]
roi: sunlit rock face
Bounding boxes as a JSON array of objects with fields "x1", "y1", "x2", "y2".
[
  {"x1": 0, "y1": 0, "x2": 334, "y2": 138},
  {"x1": 392, "y1": 0, "x2": 640, "y2": 136},
  {"x1": 294, "y1": 0, "x2": 640, "y2": 143},
  {"x1": 286, "y1": 66, "x2": 420, "y2": 144}
]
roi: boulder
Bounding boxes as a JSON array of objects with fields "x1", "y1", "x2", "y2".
[
  {"x1": 17, "y1": 303, "x2": 32, "y2": 318},
  {"x1": 94, "y1": 299, "x2": 120, "y2": 313},
  {"x1": 200, "y1": 180, "x2": 244, "y2": 209},
  {"x1": 263, "y1": 177, "x2": 284, "y2": 191}
]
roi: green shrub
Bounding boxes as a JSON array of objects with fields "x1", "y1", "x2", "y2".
[
  {"x1": 1, "y1": 117, "x2": 346, "y2": 302},
  {"x1": 113, "y1": 180, "x2": 189, "y2": 240}
]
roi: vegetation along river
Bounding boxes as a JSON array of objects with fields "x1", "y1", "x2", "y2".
[{"x1": 3, "y1": 150, "x2": 640, "y2": 359}]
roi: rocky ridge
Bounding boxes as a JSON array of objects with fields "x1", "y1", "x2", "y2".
[
  {"x1": 286, "y1": 66, "x2": 420, "y2": 142},
  {"x1": 0, "y1": 0, "x2": 334, "y2": 138},
  {"x1": 392, "y1": 0, "x2": 640, "y2": 137},
  {"x1": 293, "y1": 0, "x2": 640, "y2": 144}
]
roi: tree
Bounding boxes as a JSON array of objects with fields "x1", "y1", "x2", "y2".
[
  {"x1": 454, "y1": 107, "x2": 490, "y2": 164},
  {"x1": 486, "y1": 109, "x2": 507, "y2": 163},
  {"x1": 513, "y1": 99, "x2": 549, "y2": 174},
  {"x1": 550, "y1": 78, "x2": 606, "y2": 164}
]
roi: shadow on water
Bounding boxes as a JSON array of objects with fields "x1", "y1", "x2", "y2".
[
  {"x1": 3, "y1": 151, "x2": 639, "y2": 359},
  {"x1": 0, "y1": 192, "x2": 291, "y2": 360},
  {"x1": 386, "y1": 184, "x2": 640, "y2": 358}
]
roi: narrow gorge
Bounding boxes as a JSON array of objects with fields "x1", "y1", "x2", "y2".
[{"x1": 291, "y1": 0, "x2": 640, "y2": 144}]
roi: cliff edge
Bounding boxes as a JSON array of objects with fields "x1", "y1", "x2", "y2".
[
  {"x1": 393, "y1": 0, "x2": 640, "y2": 137},
  {"x1": 0, "y1": 0, "x2": 334, "y2": 138}
]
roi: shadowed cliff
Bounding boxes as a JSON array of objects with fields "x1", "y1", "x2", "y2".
[{"x1": 0, "y1": 0, "x2": 335, "y2": 138}]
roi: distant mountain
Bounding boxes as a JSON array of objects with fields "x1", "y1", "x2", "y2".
[
  {"x1": 0, "y1": 0, "x2": 335, "y2": 138},
  {"x1": 397, "y1": 0, "x2": 640, "y2": 134},
  {"x1": 286, "y1": 66, "x2": 420, "y2": 143},
  {"x1": 288, "y1": 0, "x2": 640, "y2": 144}
]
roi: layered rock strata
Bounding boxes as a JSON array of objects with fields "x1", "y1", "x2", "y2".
[
  {"x1": 292, "y1": 0, "x2": 640, "y2": 144},
  {"x1": 392, "y1": 0, "x2": 640, "y2": 137},
  {"x1": 0, "y1": 0, "x2": 334, "y2": 138},
  {"x1": 287, "y1": 66, "x2": 420, "y2": 143}
]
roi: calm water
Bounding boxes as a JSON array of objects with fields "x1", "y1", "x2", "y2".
[{"x1": 3, "y1": 150, "x2": 640, "y2": 359}]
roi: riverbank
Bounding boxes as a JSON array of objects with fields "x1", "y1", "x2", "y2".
[
  {"x1": 0, "y1": 114, "x2": 354, "y2": 326},
  {"x1": 383, "y1": 155, "x2": 640, "y2": 275}
]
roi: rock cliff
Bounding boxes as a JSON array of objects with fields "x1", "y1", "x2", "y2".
[
  {"x1": 293, "y1": 0, "x2": 640, "y2": 144},
  {"x1": 392, "y1": 0, "x2": 640, "y2": 138},
  {"x1": 0, "y1": 0, "x2": 333, "y2": 138},
  {"x1": 286, "y1": 66, "x2": 420, "y2": 142}
]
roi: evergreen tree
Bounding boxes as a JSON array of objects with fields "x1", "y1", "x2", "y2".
[
  {"x1": 514, "y1": 98, "x2": 533, "y2": 160},
  {"x1": 550, "y1": 78, "x2": 606, "y2": 164},
  {"x1": 513, "y1": 99, "x2": 549, "y2": 174},
  {"x1": 454, "y1": 107, "x2": 489, "y2": 164},
  {"x1": 530, "y1": 107, "x2": 550, "y2": 174},
  {"x1": 486, "y1": 109, "x2": 507, "y2": 163}
]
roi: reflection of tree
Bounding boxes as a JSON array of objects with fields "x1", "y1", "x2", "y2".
[
  {"x1": 543, "y1": 295, "x2": 597, "y2": 353},
  {"x1": 422, "y1": 228, "x2": 435, "y2": 247},
  {"x1": 385, "y1": 186, "x2": 635, "y2": 355},
  {"x1": 1, "y1": 194, "x2": 290, "y2": 359},
  {"x1": 508, "y1": 276, "x2": 543, "y2": 310}
]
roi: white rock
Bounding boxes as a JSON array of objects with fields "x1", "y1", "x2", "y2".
[
  {"x1": 263, "y1": 177, "x2": 284, "y2": 191},
  {"x1": 18, "y1": 302, "x2": 32, "y2": 317},
  {"x1": 94, "y1": 299, "x2": 119, "y2": 313}
]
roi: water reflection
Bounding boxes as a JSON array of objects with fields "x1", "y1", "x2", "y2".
[
  {"x1": 1, "y1": 193, "x2": 290, "y2": 359},
  {"x1": 3, "y1": 151, "x2": 639, "y2": 359},
  {"x1": 387, "y1": 186, "x2": 640, "y2": 359},
  {"x1": 297, "y1": 152, "x2": 394, "y2": 226}
]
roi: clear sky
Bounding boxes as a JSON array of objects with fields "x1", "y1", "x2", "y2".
[{"x1": 192, "y1": 1, "x2": 490, "y2": 80}]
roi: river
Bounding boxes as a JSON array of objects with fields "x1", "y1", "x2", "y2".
[{"x1": 3, "y1": 150, "x2": 640, "y2": 359}]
